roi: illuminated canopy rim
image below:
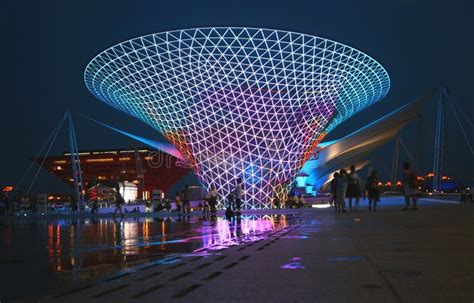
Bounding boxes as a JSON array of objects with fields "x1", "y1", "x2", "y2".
[
  {"x1": 84, "y1": 27, "x2": 390, "y2": 209},
  {"x1": 85, "y1": 27, "x2": 390, "y2": 133}
]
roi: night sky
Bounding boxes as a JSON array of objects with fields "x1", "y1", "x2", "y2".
[{"x1": 3, "y1": 0, "x2": 473, "y2": 193}]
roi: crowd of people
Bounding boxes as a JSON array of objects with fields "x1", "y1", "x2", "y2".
[
  {"x1": 164, "y1": 180, "x2": 240, "y2": 217},
  {"x1": 329, "y1": 162, "x2": 421, "y2": 212},
  {"x1": 281, "y1": 194, "x2": 306, "y2": 209},
  {"x1": 201, "y1": 178, "x2": 244, "y2": 217},
  {"x1": 95, "y1": 162, "x2": 474, "y2": 217},
  {"x1": 2, "y1": 160, "x2": 472, "y2": 217}
]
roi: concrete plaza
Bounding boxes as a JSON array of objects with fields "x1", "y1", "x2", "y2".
[{"x1": 11, "y1": 197, "x2": 474, "y2": 302}]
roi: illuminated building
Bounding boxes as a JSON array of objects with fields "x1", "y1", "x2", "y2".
[
  {"x1": 85, "y1": 27, "x2": 390, "y2": 208},
  {"x1": 39, "y1": 148, "x2": 192, "y2": 199}
]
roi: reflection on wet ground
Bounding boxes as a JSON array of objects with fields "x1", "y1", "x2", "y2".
[
  {"x1": 0, "y1": 214, "x2": 292, "y2": 300},
  {"x1": 2, "y1": 198, "x2": 456, "y2": 301},
  {"x1": 280, "y1": 257, "x2": 305, "y2": 270}
]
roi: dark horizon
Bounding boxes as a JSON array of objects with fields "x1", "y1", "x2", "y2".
[{"x1": 4, "y1": 0, "x2": 473, "y2": 193}]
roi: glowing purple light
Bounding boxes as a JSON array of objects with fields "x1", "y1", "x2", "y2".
[{"x1": 85, "y1": 28, "x2": 390, "y2": 208}]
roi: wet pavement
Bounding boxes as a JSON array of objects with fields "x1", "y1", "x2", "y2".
[
  {"x1": 1, "y1": 197, "x2": 473, "y2": 302},
  {"x1": 0, "y1": 213, "x2": 292, "y2": 301}
]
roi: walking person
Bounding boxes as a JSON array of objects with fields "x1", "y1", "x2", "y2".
[
  {"x1": 330, "y1": 172, "x2": 339, "y2": 212},
  {"x1": 273, "y1": 194, "x2": 281, "y2": 209},
  {"x1": 225, "y1": 192, "x2": 235, "y2": 218},
  {"x1": 401, "y1": 162, "x2": 417, "y2": 211},
  {"x1": 287, "y1": 193, "x2": 297, "y2": 208},
  {"x1": 71, "y1": 199, "x2": 78, "y2": 214},
  {"x1": 297, "y1": 194, "x2": 305, "y2": 208},
  {"x1": 234, "y1": 178, "x2": 243, "y2": 214},
  {"x1": 91, "y1": 200, "x2": 98, "y2": 214},
  {"x1": 113, "y1": 189, "x2": 124, "y2": 218},
  {"x1": 175, "y1": 191, "x2": 182, "y2": 214},
  {"x1": 347, "y1": 165, "x2": 362, "y2": 211},
  {"x1": 208, "y1": 184, "x2": 218, "y2": 213},
  {"x1": 335, "y1": 168, "x2": 349, "y2": 213},
  {"x1": 181, "y1": 184, "x2": 191, "y2": 214},
  {"x1": 459, "y1": 186, "x2": 467, "y2": 205},
  {"x1": 201, "y1": 198, "x2": 210, "y2": 214},
  {"x1": 365, "y1": 170, "x2": 380, "y2": 211}
]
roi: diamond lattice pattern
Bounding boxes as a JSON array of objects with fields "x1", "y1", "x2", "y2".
[{"x1": 85, "y1": 27, "x2": 390, "y2": 209}]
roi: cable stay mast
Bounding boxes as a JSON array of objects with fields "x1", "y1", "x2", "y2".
[
  {"x1": 433, "y1": 85, "x2": 473, "y2": 191},
  {"x1": 24, "y1": 113, "x2": 68, "y2": 197},
  {"x1": 16, "y1": 114, "x2": 66, "y2": 196},
  {"x1": 17, "y1": 111, "x2": 85, "y2": 211},
  {"x1": 67, "y1": 111, "x2": 85, "y2": 210},
  {"x1": 433, "y1": 87, "x2": 445, "y2": 191}
]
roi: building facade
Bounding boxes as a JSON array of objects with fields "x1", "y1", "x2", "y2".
[{"x1": 40, "y1": 148, "x2": 192, "y2": 200}]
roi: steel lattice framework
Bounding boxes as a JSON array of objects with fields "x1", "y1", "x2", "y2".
[{"x1": 85, "y1": 27, "x2": 390, "y2": 209}]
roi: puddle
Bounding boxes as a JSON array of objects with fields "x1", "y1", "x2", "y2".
[
  {"x1": 299, "y1": 228, "x2": 322, "y2": 233},
  {"x1": 282, "y1": 235, "x2": 309, "y2": 239},
  {"x1": 0, "y1": 214, "x2": 291, "y2": 300},
  {"x1": 280, "y1": 257, "x2": 305, "y2": 270}
]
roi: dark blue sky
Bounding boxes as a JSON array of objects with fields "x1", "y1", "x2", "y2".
[{"x1": 3, "y1": 0, "x2": 473, "y2": 193}]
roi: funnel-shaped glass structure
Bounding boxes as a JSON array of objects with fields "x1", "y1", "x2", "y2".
[{"x1": 85, "y1": 27, "x2": 390, "y2": 209}]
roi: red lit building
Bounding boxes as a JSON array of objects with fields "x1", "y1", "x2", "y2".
[{"x1": 39, "y1": 148, "x2": 192, "y2": 199}]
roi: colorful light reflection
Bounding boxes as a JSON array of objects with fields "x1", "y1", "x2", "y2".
[
  {"x1": 281, "y1": 257, "x2": 305, "y2": 270},
  {"x1": 197, "y1": 215, "x2": 286, "y2": 252}
]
